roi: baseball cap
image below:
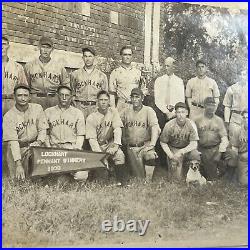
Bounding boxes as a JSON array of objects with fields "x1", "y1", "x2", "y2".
[
  {"x1": 39, "y1": 36, "x2": 53, "y2": 47},
  {"x1": 175, "y1": 102, "x2": 187, "y2": 110},
  {"x1": 186, "y1": 150, "x2": 201, "y2": 161},
  {"x1": 130, "y1": 88, "x2": 143, "y2": 97},
  {"x1": 82, "y1": 47, "x2": 96, "y2": 56},
  {"x1": 57, "y1": 85, "x2": 72, "y2": 93},
  {"x1": 204, "y1": 97, "x2": 216, "y2": 105},
  {"x1": 196, "y1": 59, "x2": 207, "y2": 67},
  {"x1": 14, "y1": 83, "x2": 31, "y2": 93}
]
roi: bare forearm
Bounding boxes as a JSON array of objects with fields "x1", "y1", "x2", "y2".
[
  {"x1": 160, "y1": 142, "x2": 173, "y2": 158},
  {"x1": 219, "y1": 136, "x2": 229, "y2": 153},
  {"x1": 89, "y1": 139, "x2": 102, "y2": 152},
  {"x1": 180, "y1": 141, "x2": 197, "y2": 154},
  {"x1": 9, "y1": 141, "x2": 21, "y2": 162},
  {"x1": 224, "y1": 106, "x2": 231, "y2": 123},
  {"x1": 113, "y1": 128, "x2": 122, "y2": 145},
  {"x1": 150, "y1": 125, "x2": 160, "y2": 146}
]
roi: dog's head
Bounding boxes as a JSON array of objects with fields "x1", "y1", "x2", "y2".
[{"x1": 188, "y1": 159, "x2": 200, "y2": 172}]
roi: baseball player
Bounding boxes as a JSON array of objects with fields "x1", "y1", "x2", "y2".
[
  {"x1": 71, "y1": 47, "x2": 108, "y2": 118},
  {"x1": 3, "y1": 84, "x2": 48, "y2": 180},
  {"x1": 186, "y1": 59, "x2": 220, "y2": 120},
  {"x1": 25, "y1": 36, "x2": 70, "y2": 110},
  {"x1": 194, "y1": 97, "x2": 229, "y2": 181},
  {"x1": 84, "y1": 90, "x2": 126, "y2": 183},
  {"x1": 109, "y1": 45, "x2": 148, "y2": 113},
  {"x1": 121, "y1": 88, "x2": 160, "y2": 179},
  {"x1": 160, "y1": 102, "x2": 199, "y2": 180},
  {"x1": 2, "y1": 36, "x2": 28, "y2": 115},
  {"x1": 223, "y1": 68, "x2": 248, "y2": 144}
]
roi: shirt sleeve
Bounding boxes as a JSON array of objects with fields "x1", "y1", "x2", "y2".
[
  {"x1": 76, "y1": 110, "x2": 86, "y2": 136},
  {"x1": 37, "y1": 106, "x2": 49, "y2": 142},
  {"x1": 109, "y1": 69, "x2": 117, "y2": 94},
  {"x1": 212, "y1": 79, "x2": 220, "y2": 98},
  {"x1": 60, "y1": 66, "x2": 70, "y2": 86},
  {"x1": 147, "y1": 107, "x2": 159, "y2": 127},
  {"x1": 112, "y1": 108, "x2": 123, "y2": 129},
  {"x1": 86, "y1": 115, "x2": 97, "y2": 139},
  {"x1": 70, "y1": 71, "x2": 77, "y2": 96},
  {"x1": 218, "y1": 118, "x2": 228, "y2": 137},
  {"x1": 17, "y1": 63, "x2": 28, "y2": 85},
  {"x1": 223, "y1": 87, "x2": 233, "y2": 107},
  {"x1": 185, "y1": 79, "x2": 192, "y2": 98},
  {"x1": 188, "y1": 120, "x2": 199, "y2": 141},
  {"x1": 3, "y1": 113, "x2": 18, "y2": 142},
  {"x1": 102, "y1": 72, "x2": 109, "y2": 91},
  {"x1": 160, "y1": 122, "x2": 171, "y2": 144}
]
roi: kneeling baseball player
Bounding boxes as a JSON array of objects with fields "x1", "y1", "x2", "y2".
[{"x1": 121, "y1": 88, "x2": 160, "y2": 180}]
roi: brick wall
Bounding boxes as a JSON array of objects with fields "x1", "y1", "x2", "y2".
[{"x1": 2, "y1": 2, "x2": 145, "y2": 63}]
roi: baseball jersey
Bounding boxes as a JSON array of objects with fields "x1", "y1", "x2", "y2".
[
  {"x1": 121, "y1": 105, "x2": 159, "y2": 145},
  {"x1": 194, "y1": 114, "x2": 227, "y2": 147},
  {"x1": 154, "y1": 73, "x2": 185, "y2": 113},
  {"x1": 3, "y1": 103, "x2": 48, "y2": 143},
  {"x1": 185, "y1": 76, "x2": 220, "y2": 104},
  {"x1": 2, "y1": 59, "x2": 28, "y2": 95},
  {"x1": 71, "y1": 67, "x2": 108, "y2": 102},
  {"x1": 231, "y1": 124, "x2": 248, "y2": 154},
  {"x1": 45, "y1": 105, "x2": 85, "y2": 145},
  {"x1": 25, "y1": 58, "x2": 70, "y2": 95},
  {"x1": 160, "y1": 118, "x2": 199, "y2": 148},
  {"x1": 86, "y1": 107, "x2": 123, "y2": 144},
  {"x1": 109, "y1": 65, "x2": 146, "y2": 101}
]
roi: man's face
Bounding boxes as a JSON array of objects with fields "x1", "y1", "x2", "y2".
[
  {"x1": 165, "y1": 61, "x2": 174, "y2": 75},
  {"x1": 175, "y1": 107, "x2": 188, "y2": 123},
  {"x1": 58, "y1": 88, "x2": 72, "y2": 108},
  {"x1": 121, "y1": 48, "x2": 133, "y2": 65},
  {"x1": 131, "y1": 94, "x2": 143, "y2": 108},
  {"x1": 83, "y1": 51, "x2": 95, "y2": 68},
  {"x1": 196, "y1": 63, "x2": 207, "y2": 77},
  {"x1": 2, "y1": 39, "x2": 10, "y2": 57},
  {"x1": 39, "y1": 44, "x2": 53, "y2": 58},
  {"x1": 15, "y1": 88, "x2": 30, "y2": 107},
  {"x1": 97, "y1": 94, "x2": 110, "y2": 111},
  {"x1": 205, "y1": 103, "x2": 216, "y2": 115},
  {"x1": 242, "y1": 112, "x2": 248, "y2": 128},
  {"x1": 238, "y1": 70, "x2": 248, "y2": 84}
]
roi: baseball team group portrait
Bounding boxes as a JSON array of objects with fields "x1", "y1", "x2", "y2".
[{"x1": 2, "y1": 2, "x2": 248, "y2": 248}]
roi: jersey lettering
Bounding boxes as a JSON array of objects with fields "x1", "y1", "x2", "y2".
[
  {"x1": 50, "y1": 119, "x2": 74, "y2": 129},
  {"x1": 16, "y1": 119, "x2": 35, "y2": 133}
]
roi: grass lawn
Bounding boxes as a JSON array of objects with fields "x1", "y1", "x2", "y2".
[{"x1": 2, "y1": 177, "x2": 248, "y2": 247}]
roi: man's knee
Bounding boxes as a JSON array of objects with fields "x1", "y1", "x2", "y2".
[
  {"x1": 143, "y1": 149, "x2": 158, "y2": 166},
  {"x1": 113, "y1": 148, "x2": 125, "y2": 165}
]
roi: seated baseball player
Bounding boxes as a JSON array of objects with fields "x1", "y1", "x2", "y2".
[
  {"x1": 121, "y1": 88, "x2": 160, "y2": 179},
  {"x1": 160, "y1": 102, "x2": 199, "y2": 181},
  {"x1": 84, "y1": 90, "x2": 126, "y2": 183},
  {"x1": 45, "y1": 85, "x2": 86, "y2": 182},
  {"x1": 3, "y1": 84, "x2": 48, "y2": 180},
  {"x1": 194, "y1": 97, "x2": 229, "y2": 181}
]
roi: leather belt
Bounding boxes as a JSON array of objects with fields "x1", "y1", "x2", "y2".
[
  {"x1": 31, "y1": 93, "x2": 56, "y2": 97},
  {"x1": 231, "y1": 110, "x2": 242, "y2": 115},
  {"x1": 2, "y1": 94, "x2": 14, "y2": 99},
  {"x1": 191, "y1": 102, "x2": 204, "y2": 108},
  {"x1": 200, "y1": 144, "x2": 219, "y2": 149},
  {"x1": 19, "y1": 140, "x2": 35, "y2": 148},
  {"x1": 75, "y1": 100, "x2": 96, "y2": 106},
  {"x1": 128, "y1": 142, "x2": 144, "y2": 147}
]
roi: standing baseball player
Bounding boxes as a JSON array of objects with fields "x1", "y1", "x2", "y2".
[
  {"x1": 25, "y1": 36, "x2": 70, "y2": 110},
  {"x1": 2, "y1": 36, "x2": 28, "y2": 115},
  {"x1": 3, "y1": 84, "x2": 48, "y2": 180},
  {"x1": 223, "y1": 68, "x2": 248, "y2": 144},
  {"x1": 121, "y1": 88, "x2": 160, "y2": 179},
  {"x1": 84, "y1": 90, "x2": 126, "y2": 183},
  {"x1": 186, "y1": 59, "x2": 220, "y2": 120},
  {"x1": 71, "y1": 47, "x2": 108, "y2": 118},
  {"x1": 109, "y1": 45, "x2": 147, "y2": 113},
  {"x1": 160, "y1": 102, "x2": 199, "y2": 180},
  {"x1": 194, "y1": 97, "x2": 229, "y2": 181}
]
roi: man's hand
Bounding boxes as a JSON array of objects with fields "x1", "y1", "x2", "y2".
[
  {"x1": 214, "y1": 152, "x2": 222, "y2": 163},
  {"x1": 15, "y1": 162, "x2": 25, "y2": 180},
  {"x1": 30, "y1": 140, "x2": 42, "y2": 147},
  {"x1": 74, "y1": 171, "x2": 88, "y2": 181},
  {"x1": 173, "y1": 149, "x2": 184, "y2": 160},
  {"x1": 106, "y1": 143, "x2": 119, "y2": 155}
]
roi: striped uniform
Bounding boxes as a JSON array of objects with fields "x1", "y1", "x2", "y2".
[
  {"x1": 2, "y1": 59, "x2": 28, "y2": 114},
  {"x1": 25, "y1": 58, "x2": 70, "y2": 109},
  {"x1": 3, "y1": 103, "x2": 48, "y2": 177},
  {"x1": 71, "y1": 67, "x2": 108, "y2": 118},
  {"x1": 186, "y1": 76, "x2": 220, "y2": 119},
  {"x1": 45, "y1": 105, "x2": 85, "y2": 149}
]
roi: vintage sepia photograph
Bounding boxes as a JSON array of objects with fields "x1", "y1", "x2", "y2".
[{"x1": 2, "y1": 2, "x2": 248, "y2": 247}]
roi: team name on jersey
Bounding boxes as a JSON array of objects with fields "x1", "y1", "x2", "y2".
[
  {"x1": 97, "y1": 120, "x2": 112, "y2": 130},
  {"x1": 50, "y1": 119, "x2": 74, "y2": 129},
  {"x1": 4, "y1": 71, "x2": 19, "y2": 82},
  {"x1": 16, "y1": 119, "x2": 35, "y2": 133},
  {"x1": 171, "y1": 132, "x2": 189, "y2": 141},
  {"x1": 75, "y1": 80, "x2": 102, "y2": 89},
  {"x1": 124, "y1": 120, "x2": 146, "y2": 128},
  {"x1": 198, "y1": 125, "x2": 218, "y2": 133},
  {"x1": 30, "y1": 72, "x2": 60, "y2": 83}
]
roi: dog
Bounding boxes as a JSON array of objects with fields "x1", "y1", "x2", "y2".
[{"x1": 186, "y1": 159, "x2": 207, "y2": 186}]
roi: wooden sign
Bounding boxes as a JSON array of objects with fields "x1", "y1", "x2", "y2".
[{"x1": 30, "y1": 146, "x2": 107, "y2": 177}]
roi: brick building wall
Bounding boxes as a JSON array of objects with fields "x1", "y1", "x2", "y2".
[{"x1": 2, "y1": 2, "x2": 145, "y2": 69}]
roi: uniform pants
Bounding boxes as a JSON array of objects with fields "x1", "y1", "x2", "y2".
[
  {"x1": 238, "y1": 152, "x2": 248, "y2": 186},
  {"x1": 30, "y1": 95, "x2": 58, "y2": 110},
  {"x1": 199, "y1": 145, "x2": 221, "y2": 181}
]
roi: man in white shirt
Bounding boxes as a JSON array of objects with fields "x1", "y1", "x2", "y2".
[{"x1": 154, "y1": 57, "x2": 185, "y2": 171}]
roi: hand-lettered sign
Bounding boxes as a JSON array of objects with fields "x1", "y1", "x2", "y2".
[{"x1": 30, "y1": 146, "x2": 107, "y2": 177}]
